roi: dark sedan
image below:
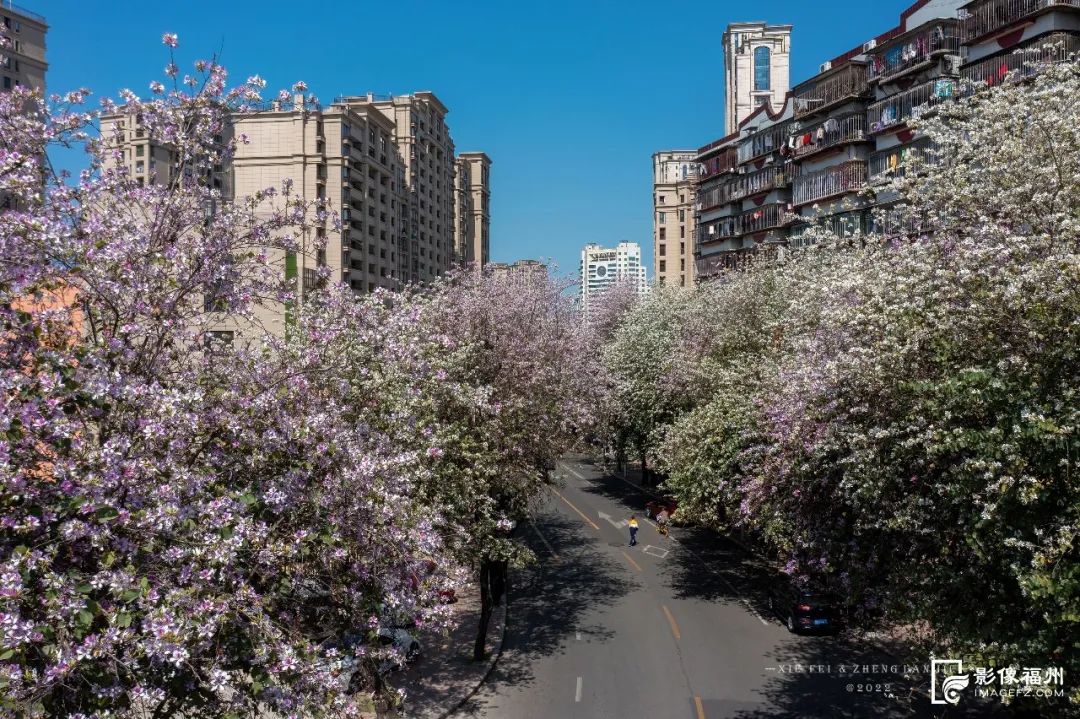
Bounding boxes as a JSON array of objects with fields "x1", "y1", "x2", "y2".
[{"x1": 768, "y1": 587, "x2": 841, "y2": 634}]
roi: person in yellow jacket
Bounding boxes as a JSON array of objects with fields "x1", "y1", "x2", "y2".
[{"x1": 628, "y1": 516, "x2": 639, "y2": 546}]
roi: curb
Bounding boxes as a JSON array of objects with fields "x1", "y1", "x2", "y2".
[{"x1": 434, "y1": 599, "x2": 508, "y2": 719}]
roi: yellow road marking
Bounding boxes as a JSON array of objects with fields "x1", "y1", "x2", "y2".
[
  {"x1": 662, "y1": 604, "x2": 681, "y2": 641},
  {"x1": 621, "y1": 551, "x2": 642, "y2": 572},
  {"x1": 694, "y1": 695, "x2": 706, "y2": 719},
  {"x1": 553, "y1": 489, "x2": 600, "y2": 531}
]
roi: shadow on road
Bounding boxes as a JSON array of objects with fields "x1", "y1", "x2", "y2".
[{"x1": 454, "y1": 507, "x2": 636, "y2": 717}]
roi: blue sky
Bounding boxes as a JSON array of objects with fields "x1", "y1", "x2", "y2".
[{"x1": 41, "y1": 0, "x2": 910, "y2": 280}]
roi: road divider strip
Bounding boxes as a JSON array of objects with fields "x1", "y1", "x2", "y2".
[
  {"x1": 552, "y1": 489, "x2": 600, "y2": 531},
  {"x1": 695, "y1": 695, "x2": 706, "y2": 719},
  {"x1": 662, "y1": 604, "x2": 681, "y2": 641},
  {"x1": 620, "y1": 551, "x2": 643, "y2": 573},
  {"x1": 575, "y1": 676, "x2": 583, "y2": 703}
]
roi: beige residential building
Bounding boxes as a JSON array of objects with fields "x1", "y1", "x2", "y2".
[
  {"x1": 723, "y1": 22, "x2": 792, "y2": 135},
  {"x1": 338, "y1": 92, "x2": 455, "y2": 284},
  {"x1": 453, "y1": 157, "x2": 474, "y2": 266},
  {"x1": 1, "y1": 1, "x2": 46, "y2": 93},
  {"x1": 102, "y1": 95, "x2": 406, "y2": 338},
  {"x1": 458, "y1": 152, "x2": 491, "y2": 267},
  {"x1": 487, "y1": 258, "x2": 545, "y2": 284},
  {"x1": 652, "y1": 151, "x2": 698, "y2": 287}
]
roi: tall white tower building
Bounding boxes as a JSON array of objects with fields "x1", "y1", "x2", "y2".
[
  {"x1": 580, "y1": 241, "x2": 649, "y2": 311},
  {"x1": 723, "y1": 22, "x2": 792, "y2": 135}
]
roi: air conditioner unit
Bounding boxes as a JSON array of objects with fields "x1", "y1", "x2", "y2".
[
  {"x1": 820, "y1": 61, "x2": 832, "y2": 73},
  {"x1": 862, "y1": 39, "x2": 877, "y2": 52}
]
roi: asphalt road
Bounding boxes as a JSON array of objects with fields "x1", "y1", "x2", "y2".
[{"x1": 451, "y1": 455, "x2": 997, "y2": 719}]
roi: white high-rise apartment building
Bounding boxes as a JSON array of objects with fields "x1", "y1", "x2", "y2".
[
  {"x1": 580, "y1": 241, "x2": 648, "y2": 310},
  {"x1": 723, "y1": 22, "x2": 792, "y2": 135}
]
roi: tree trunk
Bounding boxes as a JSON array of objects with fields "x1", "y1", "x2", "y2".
[
  {"x1": 491, "y1": 560, "x2": 508, "y2": 606},
  {"x1": 474, "y1": 560, "x2": 494, "y2": 661},
  {"x1": 641, "y1": 449, "x2": 649, "y2": 487}
]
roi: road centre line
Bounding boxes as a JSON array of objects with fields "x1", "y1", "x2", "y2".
[
  {"x1": 552, "y1": 489, "x2": 600, "y2": 531},
  {"x1": 695, "y1": 695, "x2": 706, "y2": 719},
  {"x1": 620, "y1": 551, "x2": 643, "y2": 573},
  {"x1": 575, "y1": 676, "x2": 583, "y2": 703},
  {"x1": 661, "y1": 604, "x2": 682, "y2": 641}
]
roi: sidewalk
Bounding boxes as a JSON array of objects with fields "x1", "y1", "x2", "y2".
[{"x1": 383, "y1": 584, "x2": 506, "y2": 719}]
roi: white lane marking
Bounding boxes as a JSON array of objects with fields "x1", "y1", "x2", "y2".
[
  {"x1": 530, "y1": 519, "x2": 560, "y2": 560},
  {"x1": 597, "y1": 510, "x2": 628, "y2": 528},
  {"x1": 575, "y1": 676, "x2": 582, "y2": 702},
  {"x1": 576, "y1": 631, "x2": 582, "y2": 641},
  {"x1": 563, "y1": 464, "x2": 587, "y2": 481},
  {"x1": 742, "y1": 598, "x2": 769, "y2": 625}
]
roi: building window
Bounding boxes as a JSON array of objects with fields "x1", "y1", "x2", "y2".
[
  {"x1": 680, "y1": 225, "x2": 685, "y2": 238},
  {"x1": 659, "y1": 260, "x2": 667, "y2": 273},
  {"x1": 659, "y1": 244, "x2": 666, "y2": 256},
  {"x1": 754, "y1": 46, "x2": 771, "y2": 91},
  {"x1": 659, "y1": 227, "x2": 666, "y2": 240},
  {"x1": 658, "y1": 211, "x2": 666, "y2": 223},
  {"x1": 658, "y1": 194, "x2": 666, "y2": 205},
  {"x1": 678, "y1": 209, "x2": 685, "y2": 222}
]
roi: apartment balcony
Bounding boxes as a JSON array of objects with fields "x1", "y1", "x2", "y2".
[
  {"x1": 698, "y1": 147, "x2": 739, "y2": 180},
  {"x1": 867, "y1": 78, "x2": 957, "y2": 133},
  {"x1": 739, "y1": 203, "x2": 792, "y2": 234},
  {"x1": 961, "y1": 31, "x2": 1080, "y2": 87},
  {"x1": 737, "y1": 121, "x2": 794, "y2": 164},
  {"x1": 960, "y1": 0, "x2": 1080, "y2": 44},
  {"x1": 790, "y1": 211, "x2": 873, "y2": 247},
  {"x1": 792, "y1": 161, "x2": 868, "y2": 206},
  {"x1": 792, "y1": 64, "x2": 869, "y2": 119},
  {"x1": 790, "y1": 114, "x2": 868, "y2": 159},
  {"x1": 728, "y1": 165, "x2": 794, "y2": 202},
  {"x1": 698, "y1": 216, "x2": 740, "y2": 244},
  {"x1": 868, "y1": 21, "x2": 961, "y2": 82},
  {"x1": 868, "y1": 141, "x2": 940, "y2": 183}
]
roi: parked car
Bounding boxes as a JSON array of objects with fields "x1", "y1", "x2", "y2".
[
  {"x1": 645, "y1": 497, "x2": 678, "y2": 521},
  {"x1": 768, "y1": 585, "x2": 841, "y2": 634}
]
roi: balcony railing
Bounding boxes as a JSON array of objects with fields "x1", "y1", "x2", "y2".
[
  {"x1": 961, "y1": 32, "x2": 1080, "y2": 88},
  {"x1": 737, "y1": 121, "x2": 794, "y2": 164},
  {"x1": 730, "y1": 165, "x2": 794, "y2": 201},
  {"x1": 793, "y1": 64, "x2": 869, "y2": 119},
  {"x1": 867, "y1": 78, "x2": 957, "y2": 133},
  {"x1": 868, "y1": 141, "x2": 940, "y2": 183},
  {"x1": 0, "y1": 0, "x2": 45, "y2": 22},
  {"x1": 698, "y1": 147, "x2": 739, "y2": 180},
  {"x1": 739, "y1": 203, "x2": 792, "y2": 234},
  {"x1": 790, "y1": 114, "x2": 867, "y2": 158},
  {"x1": 792, "y1": 161, "x2": 868, "y2": 205},
  {"x1": 790, "y1": 211, "x2": 872, "y2": 247},
  {"x1": 960, "y1": 0, "x2": 1080, "y2": 43},
  {"x1": 870, "y1": 207, "x2": 932, "y2": 238},
  {"x1": 868, "y1": 22, "x2": 961, "y2": 81},
  {"x1": 698, "y1": 216, "x2": 740, "y2": 243}
]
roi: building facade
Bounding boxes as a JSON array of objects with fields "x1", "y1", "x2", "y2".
[
  {"x1": 580, "y1": 241, "x2": 648, "y2": 311},
  {"x1": 1, "y1": 1, "x2": 46, "y2": 94},
  {"x1": 693, "y1": 0, "x2": 1077, "y2": 279},
  {"x1": 723, "y1": 22, "x2": 792, "y2": 135},
  {"x1": 487, "y1": 258, "x2": 547, "y2": 285},
  {"x1": 457, "y1": 151, "x2": 491, "y2": 268},
  {"x1": 651, "y1": 151, "x2": 698, "y2": 287},
  {"x1": 338, "y1": 92, "x2": 455, "y2": 284}
]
